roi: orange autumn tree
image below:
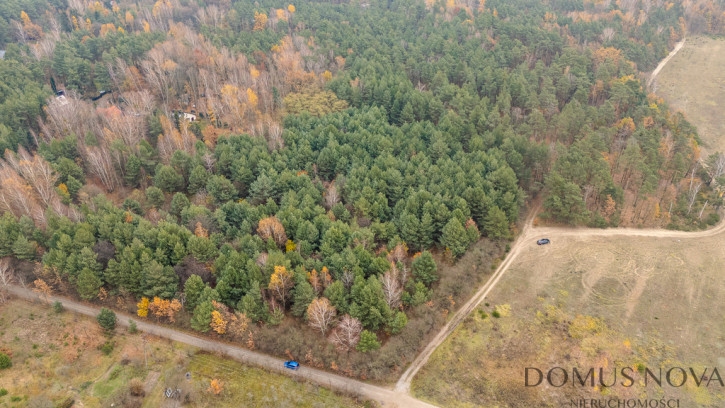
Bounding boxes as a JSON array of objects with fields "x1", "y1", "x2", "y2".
[
  {"x1": 148, "y1": 297, "x2": 182, "y2": 322},
  {"x1": 253, "y1": 11, "x2": 268, "y2": 30},
  {"x1": 137, "y1": 297, "x2": 150, "y2": 317},
  {"x1": 194, "y1": 221, "x2": 209, "y2": 238},
  {"x1": 210, "y1": 310, "x2": 227, "y2": 334},
  {"x1": 307, "y1": 267, "x2": 331, "y2": 294},
  {"x1": 19, "y1": 11, "x2": 44, "y2": 40},
  {"x1": 269, "y1": 265, "x2": 294, "y2": 305},
  {"x1": 257, "y1": 216, "x2": 287, "y2": 246},
  {"x1": 208, "y1": 379, "x2": 224, "y2": 395},
  {"x1": 33, "y1": 279, "x2": 52, "y2": 303},
  {"x1": 208, "y1": 301, "x2": 249, "y2": 338}
]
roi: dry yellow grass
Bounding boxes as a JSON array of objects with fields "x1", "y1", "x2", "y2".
[
  {"x1": 0, "y1": 298, "x2": 370, "y2": 408},
  {"x1": 412, "y1": 232, "x2": 725, "y2": 407},
  {"x1": 654, "y1": 36, "x2": 725, "y2": 156}
]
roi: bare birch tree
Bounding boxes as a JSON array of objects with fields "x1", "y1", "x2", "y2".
[
  {"x1": 330, "y1": 314, "x2": 362, "y2": 352},
  {"x1": 307, "y1": 297, "x2": 337, "y2": 336}
]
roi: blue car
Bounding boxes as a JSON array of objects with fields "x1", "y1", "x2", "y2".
[
  {"x1": 537, "y1": 238, "x2": 550, "y2": 245},
  {"x1": 284, "y1": 361, "x2": 300, "y2": 370}
]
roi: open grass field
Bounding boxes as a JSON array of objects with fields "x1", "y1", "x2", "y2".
[
  {"x1": 411, "y1": 232, "x2": 725, "y2": 407},
  {"x1": 0, "y1": 298, "x2": 370, "y2": 408},
  {"x1": 654, "y1": 35, "x2": 725, "y2": 156}
]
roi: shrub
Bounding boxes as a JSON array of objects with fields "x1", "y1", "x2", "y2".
[
  {"x1": 99, "y1": 340, "x2": 114, "y2": 355},
  {"x1": 56, "y1": 396, "x2": 74, "y2": 408},
  {"x1": 0, "y1": 388, "x2": 7, "y2": 396},
  {"x1": 356, "y1": 330, "x2": 381, "y2": 352},
  {"x1": 706, "y1": 212, "x2": 720, "y2": 226},
  {"x1": 26, "y1": 395, "x2": 53, "y2": 408},
  {"x1": 154, "y1": 165, "x2": 184, "y2": 193},
  {"x1": 491, "y1": 310, "x2": 501, "y2": 318},
  {"x1": 0, "y1": 352, "x2": 11, "y2": 369},
  {"x1": 129, "y1": 378, "x2": 145, "y2": 396},
  {"x1": 96, "y1": 308, "x2": 117, "y2": 332},
  {"x1": 411, "y1": 251, "x2": 438, "y2": 286},
  {"x1": 145, "y1": 186, "x2": 165, "y2": 208},
  {"x1": 128, "y1": 320, "x2": 138, "y2": 334},
  {"x1": 122, "y1": 198, "x2": 143, "y2": 215},
  {"x1": 53, "y1": 301, "x2": 63, "y2": 313}
]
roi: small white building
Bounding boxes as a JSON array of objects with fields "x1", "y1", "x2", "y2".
[
  {"x1": 54, "y1": 95, "x2": 69, "y2": 106},
  {"x1": 182, "y1": 112, "x2": 197, "y2": 122}
]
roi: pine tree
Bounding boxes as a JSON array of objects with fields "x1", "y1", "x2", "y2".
[
  {"x1": 419, "y1": 212, "x2": 435, "y2": 249},
  {"x1": 206, "y1": 175, "x2": 237, "y2": 204},
  {"x1": 144, "y1": 261, "x2": 178, "y2": 299},
  {"x1": 484, "y1": 205, "x2": 510, "y2": 239},
  {"x1": 237, "y1": 281, "x2": 268, "y2": 323},
  {"x1": 184, "y1": 275, "x2": 206, "y2": 312},
  {"x1": 145, "y1": 186, "x2": 165, "y2": 208},
  {"x1": 12, "y1": 235, "x2": 36, "y2": 260},
  {"x1": 77, "y1": 267, "x2": 103, "y2": 300},
  {"x1": 356, "y1": 330, "x2": 381, "y2": 352},
  {"x1": 400, "y1": 102, "x2": 415, "y2": 123},
  {"x1": 440, "y1": 217, "x2": 469, "y2": 257},
  {"x1": 399, "y1": 212, "x2": 420, "y2": 250},
  {"x1": 188, "y1": 165, "x2": 209, "y2": 194},
  {"x1": 291, "y1": 280, "x2": 315, "y2": 317},
  {"x1": 349, "y1": 275, "x2": 392, "y2": 331},
  {"x1": 171, "y1": 242, "x2": 187, "y2": 264},
  {"x1": 76, "y1": 247, "x2": 103, "y2": 300},
  {"x1": 170, "y1": 193, "x2": 190, "y2": 218},
  {"x1": 216, "y1": 264, "x2": 249, "y2": 307},
  {"x1": 412, "y1": 251, "x2": 438, "y2": 286},
  {"x1": 0, "y1": 214, "x2": 19, "y2": 257},
  {"x1": 96, "y1": 308, "x2": 116, "y2": 331},
  {"x1": 125, "y1": 154, "x2": 142, "y2": 187},
  {"x1": 190, "y1": 300, "x2": 214, "y2": 332},
  {"x1": 324, "y1": 280, "x2": 349, "y2": 315},
  {"x1": 388, "y1": 311, "x2": 408, "y2": 334},
  {"x1": 154, "y1": 165, "x2": 184, "y2": 193}
]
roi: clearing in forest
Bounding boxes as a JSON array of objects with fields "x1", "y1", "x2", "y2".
[
  {"x1": 412, "y1": 233, "x2": 725, "y2": 407},
  {"x1": 654, "y1": 35, "x2": 725, "y2": 156}
]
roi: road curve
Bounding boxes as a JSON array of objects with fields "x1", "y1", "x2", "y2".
[
  {"x1": 6, "y1": 285, "x2": 437, "y2": 408},
  {"x1": 648, "y1": 38, "x2": 686, "y2": 88},
  {"x1": 395, "y1": 209, "x2": 725, "y2": 393},
  {"x1": 394, "y1": 205, "x2": 540, "y2": 393},
  {"x1": 7, "y1": 212, "x2": 724, "y2": 405}
]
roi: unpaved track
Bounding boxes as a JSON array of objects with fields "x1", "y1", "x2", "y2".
[
  {"x1": 394, "y1": 206, "x2": 539, "y2": 393},
  {"x1": 648, "y1": 38, "x2": 686, "y2": 88},
  {"x1": 395, "y1": 210, "x2": 725, "y2": 393},
  {"x1": 8, "y1": 210, "x2": 724, "y2": 406},
  {"x1": 6, "y1": 285, "x2": 436, "y2": 408}
]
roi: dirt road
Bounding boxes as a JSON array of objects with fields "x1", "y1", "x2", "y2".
[
  {"x1": 6, "y1": 285, "x2": 436, "y2": 408},
  {"x1": 9, "y1": 211, "x2": 724, "y2": 406},
  {"x1": 648, "y1": 38, "x2": 686, "y2": 88},
  {"x1": 394, "y1": 211, "x2": 725, "y2": 393}
]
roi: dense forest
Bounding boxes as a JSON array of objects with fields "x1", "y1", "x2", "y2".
[{"x1": 0, "y1": 0, "x2": 723, "y2": 379}]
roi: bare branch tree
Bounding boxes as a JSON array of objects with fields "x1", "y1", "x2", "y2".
[
  {"x1": 687, "y1": 181, "x2": 702, "y2": 214},
  {"x1": 710, "y1": 153, "x2": 725, "y2": 184},
  {"x1": 330, "y1": 314, "x2": 362, "y2": 352},
  {"x1": 307, "y1": 297, "x2": 337, "y2": 336},
  {"x1": 324, "y1": 181, "x2": 340, "y2": 210},
  {"x1": 0, "y1": 258, "x2": 14, "y2": 304},
  {"x1": 381, "y1": 263, "x2": 402, "y2": 309}
]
